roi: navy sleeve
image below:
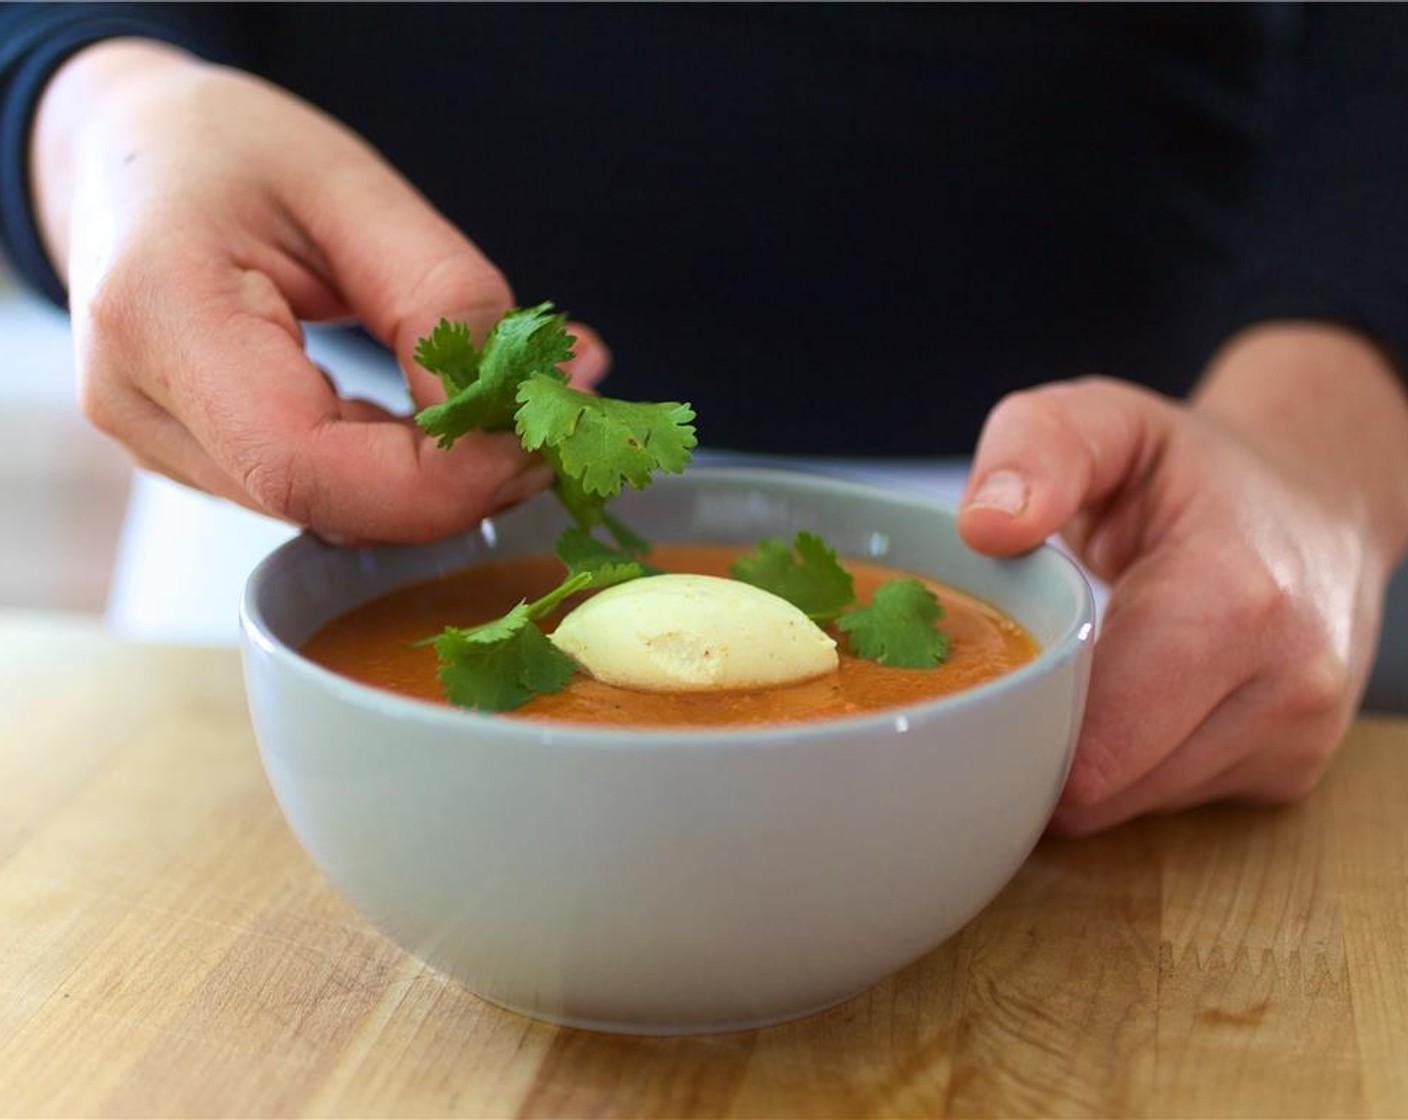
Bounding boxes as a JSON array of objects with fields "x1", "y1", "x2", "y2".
[
  {"x1": 1235, "y1": 4, "x2": 1408, "y2": 376},
  {"x1": 0, "y1": 3, "x2": 247, "y2": 306}
]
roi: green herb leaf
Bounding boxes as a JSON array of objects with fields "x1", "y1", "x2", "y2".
[
  {"x1": 836, "y1": 579, "x2": 951, "y2": 668},
  {"x1": 415, "y1": 303, "x2": 575, "y2": 447},
  {"x1": 584, "y1": 561, "x2": 648, "y2": 590},
  {"x1": 515, "y1": 374, "x2": 697, "y2": 498},
  {"x1": 729, "y1": 531, "x2": 857, "y2": 624},
  {"x1": 413, "y1": 319, "x2": 480, "y2": 394},
  {"x1": 413, "y1": 299, "x2": 957, "y2": 708},
  {"x1": 427, "y1": 561, "x2": 650, "y2": 712},
  {"x1": 435, "y1": 613, "x2": 578, "y2": 712},
  {"x1": 548, "y1": 472, "x2": 655, "y2": 557},
  {"x1": 556, "y1": 526, "x2": 657, "y2": 579}
]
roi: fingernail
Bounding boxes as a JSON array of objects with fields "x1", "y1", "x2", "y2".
[{"x1": 967, "y1": 469, "x2": 1028, "y2": 516}]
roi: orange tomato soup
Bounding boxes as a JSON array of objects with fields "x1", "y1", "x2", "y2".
[{"x1": 302, "y1": 543, "x2": 1039, "y2": 728}]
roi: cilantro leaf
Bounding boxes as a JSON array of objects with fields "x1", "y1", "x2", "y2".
[
  {"x1": 837, "y1": 579, "x2": 951, "y2": 668},
  {"x1": 415, "y1": 303, "x2": 575, "y2": 447},
  {"x1": 478, "y1": 301, "x2": 574, "y2": 393},
  {"x1": 515, "y1": 374, "x2": 697, "y2": 497},
  {"x1": 436, "y1": 615, "x2": 577, "y2": 712},
  {"x1": 413, "y1": 319, "x2": 479, "y2": 394},
  {"x1": 411, "y1": 305, "x2": 676, "y2": 558},
  {"x1": 584, "y1": 561, "x2": 647, "y2": 590},
  {"x1": 556, "y1": 525, "x2": 627, "y2": 575},
  {"x1": 451, "y1": 599, "x2": 537, "y2": 645},
  {"x1": 729, "y1": 531, "x2": 857, "y2": 624},
  {"x1": 556, "y1": 526, "x2": 657, "y2": 579},
  {"x1": 426, "y1": 561, "x2": 650, "y2": 712}
]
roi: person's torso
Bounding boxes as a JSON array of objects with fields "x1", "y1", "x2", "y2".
[{"x1": 251, "y1": 4, "x2": 1293, "y2": 454}]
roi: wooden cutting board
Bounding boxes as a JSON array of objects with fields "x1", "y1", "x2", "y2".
[{"x1": 0, "y1": 612, "x2": 1404, "y2": 1117}]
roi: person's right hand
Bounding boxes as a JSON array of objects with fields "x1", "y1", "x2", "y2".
[{"x1": 30, "y1": 39, "x2": 610, "y2": 543}]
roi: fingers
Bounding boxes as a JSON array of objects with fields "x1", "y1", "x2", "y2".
[
  {"x1": 298, "y1": 159, "x2": 510, "y2": 405},
  {"x1": 284, "y1": 155, "x2": 611, "y2": 408},
  {"x1": 1045, "y1": 560, "x2": 1263, "y2": 833},
  {"x1": 1043, "y1": 517, "x2": 1356, "y2": 834},
  {"x1": 1049, "y1": 690, "x2": 1244, "y2": 836},
  {"x1": 958, "y1": 377, "x2": 1174, "y2": 558},
  {"x1": 199, "y1": 318, "x2": 551, "y2": 542},
  {"x1": 60, "y1": 59, "x2": 602, "y2": 544},
  {"x1": 78, "y1": 255, "x2": 553, "y2": 542},
  {"x1": 81, "y1": 382, "x2": 262, "y2": 513},
  {"x1": 1049, "y1": 676, "x2": 1344, "y2": 837}
]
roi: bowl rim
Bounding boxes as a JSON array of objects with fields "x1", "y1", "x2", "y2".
[{"x1": 239, "y1": 465, "x2": 1095, "y2": 750}]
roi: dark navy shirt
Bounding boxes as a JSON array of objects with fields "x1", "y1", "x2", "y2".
[{"x1": 4, "y1": 4, "x2": 1408, "y2": 454}]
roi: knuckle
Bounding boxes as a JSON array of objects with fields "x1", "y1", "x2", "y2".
[
  {"x1": 1059, "y1": 744, "x2": 1121, "y2": 813},
  {"x1": 980, "y1": 388, "x2": 1073, "y2": 452},
  {"x1": 76, "y1": 249, "x2": 185, "y2": 405},
  {"x1": 83, "y1": 264, "x2": 148, "y2": 345},
  {"x1": 1284, "y1": 651, "x2": 1351, "y2": 723},
  {"x1": 1066, "y1": 372, "x2": 1152, "y2": 405},
  {"x1": 1252, "y1": 742, "x2": 1335, "y2": 805},
  {"x1": 1068, "y1": 372, "x2": 1121, "y2": 392},
  {"x1": 1230, "y1": 583, "x2": 1350, "y2": 724},
  {"x1": 76, "y1": 374, "x2": 120, "y2": 435},
  {"x1": 1224, "y1": 566, "x2": 1285, "y2": 632},
  {"x1": 987, "y1": 386, "x2": 1050, "y2": 426},
  {"x1": 1280, "y1": 753, "x2": 1333, "y2": 802},
  {"x1": 235, "y1": 268, "x2": 301, "y2": 337},
  {"x1": 240, "y1": 441, "x2": 315, "y2": 527},
  {"x1": 1067, "y1": 375, "x2": 1174, "y2": 422},
  {"x1": 984, "y1": 380, "x2": 1128, "y2": 450},
  {"x1": 395, "y1": 254, "x2": 512, "y2": 336}
]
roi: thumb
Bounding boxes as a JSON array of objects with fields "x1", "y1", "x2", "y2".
[{"x1": 958, "y1": 377, "x2": 1174, "y2": 556}]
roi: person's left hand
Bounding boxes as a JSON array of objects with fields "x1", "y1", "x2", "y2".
[{"x1": 957, "y1": 323, "x2": 1408, "y2": 835}]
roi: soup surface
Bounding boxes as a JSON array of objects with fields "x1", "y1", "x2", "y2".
[{"x1": 303, "y1": 543, "x2": 1040, "y2": 728}]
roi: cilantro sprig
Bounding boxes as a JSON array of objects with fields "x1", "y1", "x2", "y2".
[
  {"x1": 413, "y1": 302, "x2": 689, "y2": 710},
  {"x1": 415, "y1": 304, "x2": 576, "y2": 442},
  {"x1": 414, "y1": 302, "x2": 696, "y2": 551},
  {"x1": 729, "y1": 531, "x2": 855, "y2": 624},
  {"x1": 411, "y1": 304, "x2": 950, "y2": 713},
  {"x1": 432, "y1": 563, "x2": 643, "y2": 711},
  {"x1": 837, "y1": 579, "x2": 951, "y2": 668},
  {"x1": 730, "y1": 532, "x2": 951, "y2": 667},
  {"x1": 515, "y1": 377, "x2": 697, "y2": 497}
]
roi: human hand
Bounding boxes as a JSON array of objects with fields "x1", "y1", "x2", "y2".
[
  {"x1": 958, "y1": 324, "x2": 1408, "y2": 834},
  {"x1": 30, "y1": 40, "x2": 609, "y2": 543}
]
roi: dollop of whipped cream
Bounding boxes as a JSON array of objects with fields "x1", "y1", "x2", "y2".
[{"x1": 550, "y1": 573, "x2": 838, "y2": 692}]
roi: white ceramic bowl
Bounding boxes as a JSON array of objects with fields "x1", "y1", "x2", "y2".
[{"x1": 240, "y1": 467, "x2": 1094, "y2": 1034}]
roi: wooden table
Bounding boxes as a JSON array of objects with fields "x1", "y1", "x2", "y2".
[{"x1": 1, "y1": 613, "x2": 1404, "y2": 1118}]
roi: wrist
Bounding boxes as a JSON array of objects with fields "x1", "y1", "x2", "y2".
[
  {"x1": 29, "y1": 38, "x2": 204, "y2": 284},
  {"x1": 1192, "y1": 321, "x2": 1408, "y2": 576}
]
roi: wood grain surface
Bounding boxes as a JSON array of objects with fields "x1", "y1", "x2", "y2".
[{"x1": 1, "y1": 613, "x2": 1405, "y2": 1118}]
